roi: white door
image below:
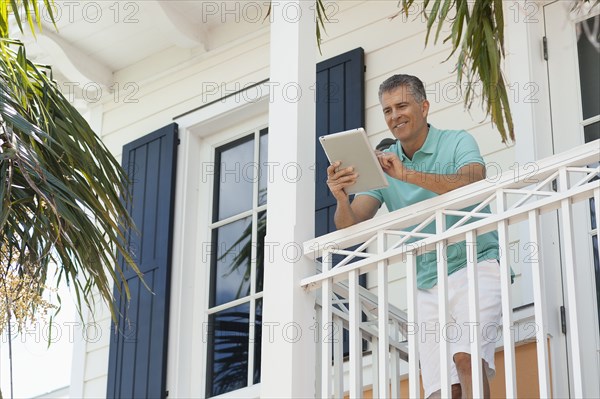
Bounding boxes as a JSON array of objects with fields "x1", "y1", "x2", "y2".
[{"x1": 545, "y1": 1, "x2": 600, "y2": 396}]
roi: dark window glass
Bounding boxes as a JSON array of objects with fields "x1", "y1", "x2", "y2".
[
  {"x1": 206, "y1": 303, "x2": 250, "y2": 397},
  {"x1": 211, "y1": 217, "x2": 252, "y2": 307},
  {"x1": 593, "y1": 235, "x2": 600, "y2": 330},
  {"x1": 216, "y1": 137, "x2": 254, "y2": 221},
  {"x1": 256, "y1": 211, "x2": 266, "y2": 293},
  {"x1": 258, "y1": 129, "x2": 268, "y2": 206},
  {"x1": 253, "y1": 298, "x2": 263, "y2": 384},
  {"x1": 209, "y1": 129, "x2": 268, "y2": 396},
  {"x1": 592, "y1": 195, "x2": 597, "y2": 231},
  {"x1": 584, "y1": 121, "x2": 600, "y2": 143},
  {"x1": 577, "y1": 16, "x2": 600, "y2": 120}
]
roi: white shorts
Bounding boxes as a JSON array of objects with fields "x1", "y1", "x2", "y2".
[{"x1": 417, "y1": 259, "x2": 502, "y2": 398}]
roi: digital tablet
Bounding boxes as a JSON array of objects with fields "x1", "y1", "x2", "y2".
[{"x1": 319, "y1": 128, "x2": 390, "y2": 194}]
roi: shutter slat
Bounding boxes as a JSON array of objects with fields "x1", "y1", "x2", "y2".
[
  {"x1": 107, "y1": 123, "x2": 178, "y2": 399},
  {"x1": 315, "y1": 47, "x2": 365, "y2": 231}
]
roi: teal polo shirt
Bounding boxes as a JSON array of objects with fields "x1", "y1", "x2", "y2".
[{"x1": 357, "y1": 125, "x2": 500, "y2": 289}]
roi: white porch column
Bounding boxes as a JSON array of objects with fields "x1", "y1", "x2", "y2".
[{"x1": 261, "y1": 1, "x2": 316, "y2": 398}]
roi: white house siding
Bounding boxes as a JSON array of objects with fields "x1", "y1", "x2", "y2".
[
  {"x1": 72, "y1": 1, "x2": 533, "y2": 397},
  {"x1": 76, "y1": 22, "x2": 272, "y2": 398}
]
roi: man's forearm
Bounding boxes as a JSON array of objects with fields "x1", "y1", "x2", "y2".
[
  {"x1": 403, "y1": 170, "x2": 483, "y2": 195},
  {"x1": 334, "y1": 199, "x2": 360, "y2": 229}
]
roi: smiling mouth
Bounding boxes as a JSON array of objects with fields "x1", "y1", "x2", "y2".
[{"x1": 394, "y1": 122, "x2": 407, "y2": 129}]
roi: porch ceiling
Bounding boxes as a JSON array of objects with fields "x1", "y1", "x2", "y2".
[{"x1": 11, "y1": 0, "x2": 269, "y2": 93}]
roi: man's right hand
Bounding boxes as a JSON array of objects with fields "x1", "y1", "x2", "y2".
[
  {"x1": 326, "y1": 161, "x2": 381, "y2": 229},
  {"x1": 326, "y1": 161, "x2": 358, "y2": 202}
]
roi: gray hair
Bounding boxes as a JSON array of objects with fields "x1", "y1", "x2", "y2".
[{"x1": 378, "y1": 74, "x2": 427, "y2": 103}]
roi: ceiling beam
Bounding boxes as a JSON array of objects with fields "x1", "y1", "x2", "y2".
[
  {"x1": 144, "y1": 1, "x2": 208, "y2": 50},
  {"x1": 35, "y1": 29, "x2": 114, "y2": 89}
]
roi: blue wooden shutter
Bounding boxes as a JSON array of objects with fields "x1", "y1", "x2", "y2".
[
  {"x1": 315, "y1": 47, "x2": 365, "y2": 235},
  {"x1": 315, "y1": 49, "x2": 366, "y2": 355},
  {"x1": 107, "y1": 123, "x2": 178, "y2": 399}
]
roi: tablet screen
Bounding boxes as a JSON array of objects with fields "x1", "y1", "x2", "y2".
[{"x1": 319, "y1": 128, "x2": 390, "y2": 194}]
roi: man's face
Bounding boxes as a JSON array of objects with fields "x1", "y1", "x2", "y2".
[{"x1": 380, "y1": 86, "x2": 430, "y2": 143}]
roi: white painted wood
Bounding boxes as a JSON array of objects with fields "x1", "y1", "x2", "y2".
[
  {"x1": 321, "y1": 251, "x2": 333, "y2": 399},
  {"x1": 306, "y1": 144, "x2": 597, "y2": 398},
  {"x1": 559, "y1": 168, "x2": 584, "y2": 398},
  {"x1": 465, "y1": 231, "x2": 483, "y2": 398},
  {"x1": 303, "y1": 142, "x2": 599, "y2": 260},
  {"x1": 390, "y1": 320, "x2": 401, "y2": 399},
  {"x1": 371, "y1": 336, "x2": 379, "y2": 399},
  {"x1": 333, "y1": 316, "x2": 345, "y2": 398},
  {"x1": 349, "y1": 269, "x2": 363, "y2": 398},
  {"x1": 496, "y1": 190, "x2": 517, "y2": 398},
  {"x1": 169, "y1": 86, "x2": 268, "y2": 397},
  {"x1": 36, "y1": 30, "x2": 113, "y2": 88},
  {"x1": 260, "y1": 1, "x2": 316, "y2": 397},
  {"x1": 406, "y1": 251, "x2": 420, "y2": 399},
  {"x1": 528, "y1": 210, "x2": 551, "y2": 398},
  {"x1": 68, "y1": 306, "x2": 88, "y2": 399},
  {"x1": 143, "y1": 1, "x2": 207, "y2": 49},
  {"x1": 53, "y1": 0, "x2": 596, "y2": 395},
  {"x1": 435, "y1": 211, "x2": 451, "y2": 398},
  {"x1": 377, "y1": 231, "x2": 390, "y2": 398}
]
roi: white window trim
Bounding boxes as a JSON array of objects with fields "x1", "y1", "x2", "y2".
[{"x1": 167, "y1": 84, "x2": 270, "y2": 398}]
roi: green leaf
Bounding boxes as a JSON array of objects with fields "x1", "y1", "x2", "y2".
[{"x1": 424, "y1": 0, "x2": 442, "y2": 45}]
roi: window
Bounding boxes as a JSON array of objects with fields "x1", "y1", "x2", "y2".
[{"x1": 205, "y1": 128, "x2": 267, "y2": 397}]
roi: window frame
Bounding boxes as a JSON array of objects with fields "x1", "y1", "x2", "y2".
[
  {"x1": 205, "y1": 126, "x2": 268, "y2": 397},
  {"x1": 168, "y1": 86, "x2": 270, "y2": 398}
]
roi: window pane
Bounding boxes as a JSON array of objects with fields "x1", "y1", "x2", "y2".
[
  {"x1": 206, "y1": 303, "x2": 250, "y2": 397},
  {"x1": 253, "y1": 298, "x2": 263, "y2": 384},
  {"x1": 577, "y1": 16, "x2": 600, "y2": 120},
  {"x1": 216, "y1": 137, "x2": 254, "y2": 221},
  {"x1": 256, "y1": 211, "x2": 266, "y2": 293},
  {"x1": 584, "y1": 121, "x2": 600, "y2": 144},
  {"x1": 258, "y1": 130, "x2": 268, "y2": 206},
  {"x1": 211, "y1": 217, "x2": 252, "y2": 307},
  {"x1": 593, "y1": 235, "x2": 599, "y2": 330}
]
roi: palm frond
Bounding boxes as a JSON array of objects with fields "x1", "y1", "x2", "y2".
[{"x1": 0, "y1": 35, "x2": 139, "y2": 323}]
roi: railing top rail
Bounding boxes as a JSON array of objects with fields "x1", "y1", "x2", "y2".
[{"x1": 304, "y1": 140, "x2": 599, "y2": 259}]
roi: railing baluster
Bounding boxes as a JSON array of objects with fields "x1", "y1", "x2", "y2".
[
  {"x1": 390, "y1": 320, "x2": 401, "y2": 398},
  {"x1": 315, "y1": 305, "x2": 322, "y2": 397},
  {"x1": 406, "y1": 250, "x2": 420, "y2": 398},
  {"x1": 377, "y1": 231, "x2": 390, "y2": 398},
  {"x1": 349, "y1": 269, "x2": 363, "y2": 398},
  {"x1": 333, "y1": 316, "x2": 344, "y2": 398},
  {"x1": 436, "y1": 211, "x2": 451, "y2": 398},
  {"x1": 466, "y1": 230, "x2": 483, "y2": 398},
  {"x1": 528, "y1": 210, "x2": 551, "y2": 397},
  {"x1": 301, "y1": 143, "x2": 599, "y2": 399},
  {"x1": 371, "y1": 336, "x2": 379, "y2": 399},
  {"x1": 321, "y1": 251, "x2": 333, "y2": 399},
  {"x1": 497, "y1": 189, "x2": 517, "y2": 398},
  {"x1": 559, "y1": 168, "x2": 584, "y2": 398}
]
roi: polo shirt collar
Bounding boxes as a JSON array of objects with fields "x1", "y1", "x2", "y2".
[{"x1": 397, "y1": 124, "x2": 436, "y2": 161}]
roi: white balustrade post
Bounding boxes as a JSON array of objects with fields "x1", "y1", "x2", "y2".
[
  {"x1": 261, "y1": 1, "x2": 316, "y2": 396},
  {"x1": 558, "y1": 167, "x2": 584, "y2": 398},
  {"x1": 406, "y1": 250, "x2": 420, "y2": 398},
  {"x1": 465, "y1": 230, "x2": 483, "y2": 398},
  {"x1": 435, "y1": 211, "x2": 451, "y2": 398},
  {"x1": 496, "y1": 189, "x2": 517, "y2": 398},
  {"x1": 377, "y1": 231, "x2": 390, "y2": 398}
]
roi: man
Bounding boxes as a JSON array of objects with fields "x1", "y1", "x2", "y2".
[{"x1": 326, "y1": 74, "x2": 501, "y2": 399}]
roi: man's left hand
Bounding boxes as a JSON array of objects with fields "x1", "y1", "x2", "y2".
[{"x1": 376, "y1": 151, "x2": 406, "y2": 181}]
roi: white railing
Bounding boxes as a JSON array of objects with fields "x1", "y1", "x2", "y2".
[{"x1": 302, "y1": 141, "x2": 600, "y2": 398}]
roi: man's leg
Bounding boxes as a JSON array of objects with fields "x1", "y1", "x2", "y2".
[
  {"x1": 453, "y1": 352, "x2": 490, "y2": 399},
  {"x1": 427, "y1": 384, "x2": 462, "y2": 399}
]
